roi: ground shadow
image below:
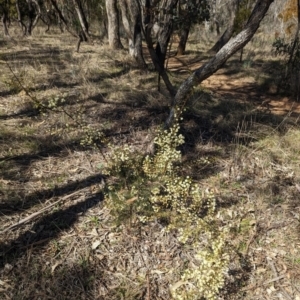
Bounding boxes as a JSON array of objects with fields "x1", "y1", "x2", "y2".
[
  {"x1": 0, "y1": 173, "x2": 105, "y2": 216},
  {"x1": 0, "y1": 189, "x2": 103, "y2": 268},
  {"x1": 5, "y1": 261, "x2": 103, "y2": 299}
]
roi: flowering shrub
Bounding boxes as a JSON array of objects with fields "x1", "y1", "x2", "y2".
[{"x1": 105, "y1": 108, "x2": 229, "y2": 299}]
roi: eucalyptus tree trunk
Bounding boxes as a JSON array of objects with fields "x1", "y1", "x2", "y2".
[
  {"x1": 72, "y1": 0, "x2": 90, "y2": 39},
  {"x1": 144, "y1": 0, "x2": 179, "y2": 96},
  {"x1": 278, "y1": 0, "x2": 300, "y2": 98},
  {"x1": 1, "y1": 11, "x2": 9, "y2": 36},
  {"x1": 167, "y1": 0, "x2": 275, "y2": 126},
  {"x1": 31, "y1": 0, "x2": 41, "y2": 32},
  {"x1": 24, "y1": 0, "x2": 42, "y2": 35},
  {"x1": 155, "y1": 0, "x2": 178, "y2": 72},
  {"x1": 16, "y1": 0, "x2": 27, "y2": 35},
  {"x1": 72, "y1": 0, "x2": 92, "y2": 52},
  {"x1": 49, "y1": 0, "x2": 69, "y2": 32},
  {"x1": 0, "y1": 0, "x2": 10, "y2": 36},
  {"x1": 119, "y1": 0, "x2": 147, "y2": 68},
  {"x1": 26, "y1": 0, "x2": 38, "y2": 35},
  {"x1": 209, "y1": 0, "x2": 239, "y2": 53},
  {"x1": 177, "y1": 23, "x2": 191, "y2": 55},
  {"x1": 106, "y1": 0, "x2": 123, "y2": 49}
]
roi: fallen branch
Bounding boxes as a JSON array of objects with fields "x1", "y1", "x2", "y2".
[{"x1": 0, "y1": 191, "x2": 81, "y2": 234}]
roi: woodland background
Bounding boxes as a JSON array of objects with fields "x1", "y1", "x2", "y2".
[{"x1": 0, "y1": 0, "x2": 300, "y2": 299}]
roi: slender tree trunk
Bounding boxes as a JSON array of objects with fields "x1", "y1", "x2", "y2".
[
  {"x1": 276, "y1": 0, "x2": 300, "y2": 94},
  {"x1": 106, "y1": 0, "x2": 123, "y2": 49},
  {"x1": 177, "y1": 24, "x2": 191, "y2": 55},
  {"x1": 167, "y1": 0, "x2": 275, "y2": 126},
  {"x1": 72, "y1": 0, "x2": 90, "y2": 39},
  {"x1": 155, "y1": 0, "x2": 178, "y2": 70},
  {"x1": 144, "y1": 0, "x2": 178, "y2": 96},
  {"x1": 119, "y1": 0, "x2": 147, "y2": 68},
  {"x1": 16, "y1": 0, "x2": 27, "y2": 35},
  {"x1": 26, "y1": 0, "x2": 34, "y2": 35},
  {"x1": 31, "y1": 0, "x2": 41, "y2": 32},
  {"x1": 209, "y1": 0, "x2": 239, "y2": 53},
  {"x1": 72, "y1": 0, "x2": 92, "y2": 52},
  {"x1": 50, "y1": 0, "x2": 85, "y2": 52},
  {"x1": 2, "y1": 12, "x2": 10, "y2": 36},
  {"x1": 279, "y1": 0, "x2": 300, "y2": 98},
  {"x1": 49, "y1": 0, "x2": 69, "y2": 31}
]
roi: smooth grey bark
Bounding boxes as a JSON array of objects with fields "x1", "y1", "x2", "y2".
[
  {"x1": 167, "y1": 0, "x2": 275, "y2": 126},
  {"x1": 106, "y1": 0, "x2": 123, "y2": 49},
  {"x1": 119, "y1": 0, "x2": 147, "y2": 68}
]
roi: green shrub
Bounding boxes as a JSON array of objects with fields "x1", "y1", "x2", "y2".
[{"x1": 105, "y1": 108, "x2": 230, "y2": 299}]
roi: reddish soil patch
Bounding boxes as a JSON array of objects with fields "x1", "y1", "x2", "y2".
[{"x1": 165, "y1": 52, "x2": 300, "y2": 117}]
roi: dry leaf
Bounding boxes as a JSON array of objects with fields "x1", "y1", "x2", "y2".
[
  {"x1": 266, "y1": 285, "x2": 276, "y2": 294},
  {"x1": 89, "y1": 228, "x2": 98, "y2": 236},
  {"x1": 96, "y1": 254, "x2": 105, "y2": 261},
  {"x1": 51, "y1": 261, "x2": 61, "y2": 274},
  {"x1": 92, "y1": 240, "x2": 101, "y2": 250},
  {"x1": 170, "y1": 280, "x2": 187, "y2": 293}
]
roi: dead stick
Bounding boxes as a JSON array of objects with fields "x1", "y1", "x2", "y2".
[{"x1": 0, "y1": 191, "x2": 80, "y2": 234}]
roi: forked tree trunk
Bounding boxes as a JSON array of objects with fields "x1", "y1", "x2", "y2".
[
  {"x1": 26, "y1": 0, "x2": 36, "y2": 35},
  {"x1": 26, "y1": 0, "x2": 42, "y2": 35},
  {"x1": 2, "y1": 12, "x2": 10, "y2": 36},
  {"x1": 119, "y1": 0, "x2": 147, "y2": 68},
  {"x1": 144, "y1": 0, "x2": 178, "y2": 96},
  {"x1": 1, "y1": 0, "x2": 10, "y2": 36},
  {"x1": 106, "y1": 0, "x2": 123, "y2": 49},
  {"x1": 16, "y1": 0, "x2": 27, "y2": 35},
  {"x1": 167, "y1": 0, "x2": 275, "y2": 126},
  {"x1": 72, "y1": 0, "x2": 90, "y2": 39},
  {"x1": 155, "y1": 0, "x2": 178, "y2": 70},
  {"x1": 72, "y1": 0, "x2": 92, "y2": 52},
  {"x1": 31, "y1": 0, "x2": 42, "y2": 32}
]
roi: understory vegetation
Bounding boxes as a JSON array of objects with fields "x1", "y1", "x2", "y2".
[{"x1": 0, "y1": 24, "x2": 300, "y2": 300}]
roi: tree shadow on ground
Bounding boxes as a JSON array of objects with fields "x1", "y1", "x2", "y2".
[
  {"x1": 0, "y1": 173, "x2": 105, "y2": 216},
  {"x1": 176, "y1": 89, "x2": 299, "y2": 181},
  {"x1": 4, "y1": 259, "x2": 105, "y2": 299},
  {"x1": 0, "y1": 89, "x2": 18, "y2": 98},
  {"x1": 0, "y1": 189, "x2": 103, "y2": 268},
  {"x1": 0, "y1": 137, "x2": 82, "y2": 176},
  {"x1": 2, "y1": 47, "x2": 68, "y2": 68}
]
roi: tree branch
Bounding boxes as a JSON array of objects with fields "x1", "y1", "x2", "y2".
[{"x1": 166, "y1": 0, "x2": 274, "y2": 126}]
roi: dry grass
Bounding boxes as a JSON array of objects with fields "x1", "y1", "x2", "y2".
[{"x1": 0, "y1": 25, "x2": 300, "y2": 300}]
